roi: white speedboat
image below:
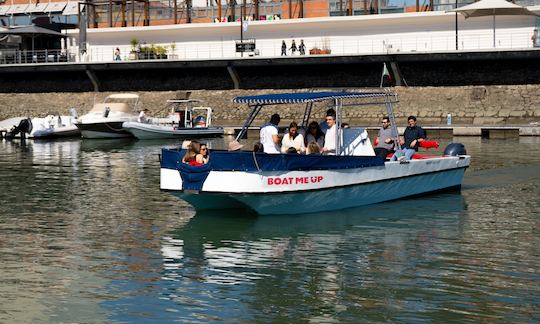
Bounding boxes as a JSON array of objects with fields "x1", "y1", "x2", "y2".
[
  {"x1": 31, "y1": 112, "x2": 80, "y2": 139},
  {"x1": 160, "y1": 90, "x2": 471, "y2": 215},
  {"x1": 123, "y1": 99, "x2": 224, "y2": 139},
  {"x1": 75, "y1": 93, "x2": 140, "y2": 139},
  {"x1": 0, "y1": 111, "x2": 80, "y2": 139}
]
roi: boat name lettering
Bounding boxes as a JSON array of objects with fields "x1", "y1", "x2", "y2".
[{"x1": 267, "y1": 176, "x2": 324, "y2": 185}]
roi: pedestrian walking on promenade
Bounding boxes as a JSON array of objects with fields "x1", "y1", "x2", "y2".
[{"x1": 281, "y1": 40, "x2": 287, "y2": 56}]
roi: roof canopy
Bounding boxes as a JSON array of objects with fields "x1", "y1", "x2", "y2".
[
  {"x1": 233, "y1": 91, "x2": 390, "y2": 105},
  {"x1": 450, "y1": 0, "x2": 540, "y2": 18},
  {"x1": 0, "y1": 25, "x2": 66, "y2": 37}
]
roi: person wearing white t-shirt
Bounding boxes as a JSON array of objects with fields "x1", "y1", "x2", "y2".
[
  {"x1": 138, "y1": 109, "x2": 149, "y2": 123},
  {"x1": 260, "y1": 113, "x2": 281, "y2": 154},
  {"x1": 322, "y1": 114, "x2": 337, "y2": 155}
]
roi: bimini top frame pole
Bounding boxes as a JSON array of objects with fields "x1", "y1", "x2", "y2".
[{"x1": 232, "y1": 90, "x2": 399, "y2": 150}]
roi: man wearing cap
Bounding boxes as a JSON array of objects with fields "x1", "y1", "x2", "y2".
[{"x1": 260, "y1": 113, "x2": 281, "y2": 154}]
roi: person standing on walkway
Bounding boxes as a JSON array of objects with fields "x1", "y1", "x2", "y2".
[
  {"x1": 299, "y1": 40, "x2": 306, "y2": 55},
  {"x1": 114, "y1": 47, "x2": 121, "y2": 61},
  {"x1": 290, "y1": 39, "x2": 297, "y2": 55},
  {"x1": 281, "y1": 40, "x2": 287, "y2": 56}
]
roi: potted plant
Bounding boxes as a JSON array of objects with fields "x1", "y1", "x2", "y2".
[
  {"x1": 169, "y1": 42, "x2": 177, "y2": 59},
  {"x1": 129, "y1": 37, "x2": 139, "y2": 60},
  {"x1": 155, "y1": 45, "x2": 168, "y2": 59}
]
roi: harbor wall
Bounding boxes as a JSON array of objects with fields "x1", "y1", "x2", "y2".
[{"x1": 0, "y1": 85, "x2": 539, "y2": 126}]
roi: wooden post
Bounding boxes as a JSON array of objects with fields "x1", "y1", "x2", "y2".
[
  {"x1": 109, "y1": 0, "x2": 112, "y2": 27},
  {"x1": 121, "y1": 0, "x2": 126, "y2": 27},
  {"x1": 174, "y1": 0, "x2": 177, "y2": 23},
  {"x1": 132, "y1": 0, "x2": 135, "y2": 26}
]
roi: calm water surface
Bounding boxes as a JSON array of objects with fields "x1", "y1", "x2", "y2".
[{"x1": 0, "y1": 136, "x2": 539, "y2": 323}]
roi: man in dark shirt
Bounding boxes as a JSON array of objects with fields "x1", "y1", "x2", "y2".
[{"x1": 391, "y1": 115, "x2": 425, "y2": 161}]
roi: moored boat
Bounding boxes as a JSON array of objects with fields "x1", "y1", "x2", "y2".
[
  {"x1": 160, "y1": 90, "x2": 471, "y2": 215},
  {"x1": 123, "y1": 99, "x2": 223, "y2": 139},
  {"x1": 75, "y1": 93, "x2": 140, "y2": 139},
  {"x1": 1, "y1": 111, "x2": 80, "y2": 139}
]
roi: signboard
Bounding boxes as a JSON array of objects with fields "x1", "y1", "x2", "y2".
[{"x1": 235, "y1": 39, "x2": 256, "y2": 53}]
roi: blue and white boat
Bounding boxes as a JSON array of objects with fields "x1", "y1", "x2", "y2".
[{"x1": 160, "y1": 90, "x2": 471, "y2": 215}]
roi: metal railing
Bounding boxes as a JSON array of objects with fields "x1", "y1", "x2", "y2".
[
  {"x1": 0, "y1": 49, "x2": 75, "y2": 65},
  {"x1": 0, "y1": 30, "x2": 537, "y2": 65}
]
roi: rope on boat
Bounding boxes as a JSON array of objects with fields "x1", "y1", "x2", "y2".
[{"x1": 252, "y1": 152, "x2": 261, "y2": 172}]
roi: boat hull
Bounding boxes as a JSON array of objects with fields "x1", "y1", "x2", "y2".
[
  {"x1": 161, "y1": 156, "x2": 470, "y2": 215},
  {"x1": 32, "y1": 126, "x2": 81, "y2": 138},
  {"x1": 76, "y1": 122, "x2": 133, "y2": 139},
  {"x1": 123, "y1": 122, "x2": 223, "y2": 139}
]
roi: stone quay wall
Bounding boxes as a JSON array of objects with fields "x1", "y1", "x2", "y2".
[{"x1": 0, "y1": 85, "x2": 539, "y2": 127}]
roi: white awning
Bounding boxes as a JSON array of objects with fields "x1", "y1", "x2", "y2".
[
  {"x1": 63, "y1": 2, "x2": 83, "y2": 15},
  {"x1": 6, "y1": 4, "x2": 29, "y2": 14},
  {"x1": 0, "y1": 5, "x2": 11, "y2": 16},
  {"x1": 44, "y1": 2, "x2": 67, "y2": 12},
  {"x1": 26, "y1": 3, "x2": 50, "y2": 13}
]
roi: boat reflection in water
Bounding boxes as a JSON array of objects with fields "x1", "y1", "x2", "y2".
[{"x1": 161, "y1": 192, "x2": 467, "y2": 286}]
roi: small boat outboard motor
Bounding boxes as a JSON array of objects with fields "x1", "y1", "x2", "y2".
[
  {"x1": 5, "y1": 118, "x2": 33, "y2": 140},
  {"x1": 443, "y1": 143, "x2": 467, "y2": 156}
]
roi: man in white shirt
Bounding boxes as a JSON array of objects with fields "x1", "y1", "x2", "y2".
[
  {"x1": 138, "y1": 109, "x2": 149, "y2": 123},
  {"x1": 260, "y1": 113, "x2": 281, "y2": 154},
  {"x1": 322, "y1": 114, "x2": 337, "y2": 155}
]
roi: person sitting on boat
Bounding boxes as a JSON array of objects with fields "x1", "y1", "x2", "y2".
[
  {"x1": 306, "y1": 141, "x2": 321, "y2": 155},
  {"x1": 138, "y1": 109, "x2": 150, "y2": 123},
  {"x1": 391, "y1": 115, "x2": 425, "y2": 162},
  {"x1": 286, "y1": 147, "x2": 298, "y2": 154},
  {"x1": 199, "y1": 143, "x2": 209, "y2": 164},
  {"x1": 182, "y1": 140, "x2": 205, "y2": 166},
  {"x1": 321, "y1": 113, "x2": 337, "y2": 155},
  {"x1": 281, "y1": 121, "x2": 305, "y2": 153},
  {"x1": 319, "y1": 108, "x2": 336, "y2": 134},
  {"x1": 253, "y1": 142, "x2": 264, "y2": 153},
  {"x1": 305, "y1": 121, "x2": 325, "y2": 148},
  {"x1": 260, "y1": 113, "x2": 281, "y2": 154},
  {"x1": 374, "y1": 116, "x2": 395, "y2": 161}
]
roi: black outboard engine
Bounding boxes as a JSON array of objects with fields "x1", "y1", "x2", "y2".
[
  {"x1": 5, "y1": 118, "x2": 33, "y2": 140},
  {"x1": 444, "y1": 143, "x2": 467, "y2": 156}
]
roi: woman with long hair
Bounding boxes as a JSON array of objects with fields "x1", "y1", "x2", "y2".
[
  {"x1": 305, "y1": 121, "x2": 325, "y2": 148},
  {"x1": 182, "y1": 140, "x2": 204, "y2": 166},
  {"x1": 281, "y1": 121, "x2": 305, "y2": 153}
]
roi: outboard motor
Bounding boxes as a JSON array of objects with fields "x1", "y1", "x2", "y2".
[
  {"x1": 5, "y1": 118, "x2": 33, "y2": 140},
  {"x1": 103, "y1": 106, "x2": 110, "y2": 118},
  {"x1": 444, "y1": 143, "x2": 467, "y2": 156}
]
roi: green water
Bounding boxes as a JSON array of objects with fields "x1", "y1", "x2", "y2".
[{"x1": 0, "y1": 136, "x2": 538, "y2": 323}]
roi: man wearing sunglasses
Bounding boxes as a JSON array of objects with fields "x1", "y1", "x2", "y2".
[{"x1": 374, "y1": 116, "x2": 395, "y2": 161}]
